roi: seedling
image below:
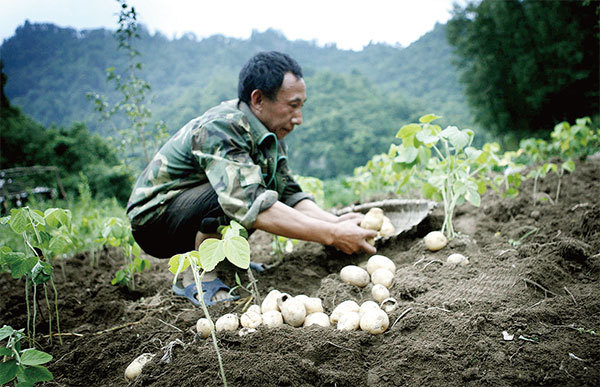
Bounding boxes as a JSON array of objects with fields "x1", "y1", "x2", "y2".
[
  {"x1": 508, "y1": 227, "x2": 538, "y2": 247},
  {"x1": 95, "y1": 217, "x2": 148, "y2": 290},
  {"x1": 0, "y1": 325, "x2": 53, "y2": 386},
  {"x1": 169, "y1": 220, "x2": 251, "y2": 387}
]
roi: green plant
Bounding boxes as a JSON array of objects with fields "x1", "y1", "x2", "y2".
[
  {"x1": 95, "y1": 217, "x2": 147, "y2": 290},
  {"x1": 395, "y1": 114, "x2": 504, "y2": 239},
  {"x1": 168, "y1": 220, "x2": 251, "y2": 387},
  {"x1": 0, "y1": 325, "x2": 53, "y2": 386},
  {"x1": 270, "y1": 235, "x2": 297, "y2": 259},
  {"x1": 0, "y1": 207, "x2": 77, "y2": 345}
]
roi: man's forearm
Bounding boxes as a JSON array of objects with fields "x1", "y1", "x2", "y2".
[
  {"x1": 292, "y1": 198, "x2": 339, "y2": 223},
  {"x1": 253, "y1": 201, "x2": 335, "y2": 245}
]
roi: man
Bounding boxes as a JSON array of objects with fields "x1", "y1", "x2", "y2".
[{"x1": 127, "y1": 51, "x2": 376, "y2": 304}]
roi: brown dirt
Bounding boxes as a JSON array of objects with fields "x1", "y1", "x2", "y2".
[{"x1": 1, "y1": 159, "x2": 599, "y2": 386}]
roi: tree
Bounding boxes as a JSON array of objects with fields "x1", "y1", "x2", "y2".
[{"x1": 447, "y1": 0, "x2": 599, "y2": 146}]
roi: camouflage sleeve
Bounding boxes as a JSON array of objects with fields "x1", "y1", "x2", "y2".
[
  {"x1": 281, "y1": 173, "x2": 314, "y2": 208},
  {"x1": 192, "y1": 118, "x2": 278, "y2": 229}
]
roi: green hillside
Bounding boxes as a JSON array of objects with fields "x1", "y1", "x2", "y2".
[{"x1": 1, "y1": 21, "x2": 472, "y2": 178}]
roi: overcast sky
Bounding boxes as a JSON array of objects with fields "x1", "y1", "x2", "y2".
[{"x1": 2, "y1": 0, "x2": 461, "y2": 51}]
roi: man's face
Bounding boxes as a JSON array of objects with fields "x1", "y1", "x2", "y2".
[{"x1": 252, "y1": 72, "x2": 306, "y2": 140}]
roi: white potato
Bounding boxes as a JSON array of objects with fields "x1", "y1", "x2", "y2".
[
  {"x1": 195, "y1": 318, "x2": 212, "y2": 338},
  {"x1": 261, "y1": 310, "x2": 284, "y2": 328},
  {"x1": 371, "y1": 268, "x2": 394, "y2": 288},
  {"x1": 330, "y1": 300, "x2": 360, "y2": 324},
  {"x1": 240, "y1": 311, "x2": 262, "y2": 329},
  {"x1": 215, "y1": 313, "x2": 239, "y2": 332},
  {"x1": 303, "y1": 312, "x2": 331, "y2": 327},
  {"x1": 360, "y1": 208, "x2": 384, "y2": 231},
  {"x1": 238, "y1": 327, "x2": 256, "y2": 337},
  {"x1": 294, "y1": 294, "x2": 309, "y2": 304},
  {"x1": 379, "y1": 216, "x2": 395, "y2": 237},
  {"x1": 340, "y1": 265, "x2": 370, "y2": 287},
  {"x1": 247, "y1": 304, "x2": 261, "y2": 315},
  {"x1": 424, "y1": 231, "x2": 448, "y2": 251},
  {"x1": 359, "y1": 301, "x2": 380, "y2": 317},
  {"x1": 447, "y1": 253, "x2": 469, "y2": 266},
  {"x1": 304, "y1": 297, "x2": 324, "y2": 314},
  {"x1": 261, "y1": 289, "x2": 282, "y2": 313},
  {"x1": 124, "y1": 353, "x2": 155, "y2": 381},
  {"x1": 371, "y1": 284, "x2": 390, "y2": 303},
  {"x1": 337, "y1": 311, "x2": 361, "y2": 331},
  {"x1": 360, "y1": 309, "x2": 389, "y2": 334},
  {"x1": 366, "y1": 255, "x2": 396, "y2": 275},
  {"x1": 278, "y1": 294, "x2": 306, "y2": 327}
]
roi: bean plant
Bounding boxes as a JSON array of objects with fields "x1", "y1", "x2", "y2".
[
  {"x1": 168, "y1": 220, "x2": 251, "y2": 387},
  {"x1": 0, "y1": 325, "x2": 53, "y2": 386}
]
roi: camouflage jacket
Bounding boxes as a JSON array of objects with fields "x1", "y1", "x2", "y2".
[{"x1": 126, "y1": 100, "x2": 311, "y2": 229}]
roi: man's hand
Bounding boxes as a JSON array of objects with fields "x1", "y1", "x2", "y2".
[
  {"x1": 331, "y1": 217, "x2": 377, "y2": 255},
  {"x1": 336, "y1": 212, "x2": 364, "y2": 223}
]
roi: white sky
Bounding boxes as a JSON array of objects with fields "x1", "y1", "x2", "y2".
[{"x1": 1, "y1": 0, "x2": 460, "y2": 51}]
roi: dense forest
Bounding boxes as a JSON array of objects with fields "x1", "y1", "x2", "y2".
[{"x1": 0, "y1": 21, "x2": 471, "y2": 179}]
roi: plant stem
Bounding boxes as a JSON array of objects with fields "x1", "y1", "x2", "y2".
[
  {"x1": 32, "y1": 284, "x2": 37, "y2": 345},
  {"x1": 50, "y1": 278, "x2": 62, "y2": 345},
  {"x1": 555, "y1": 169, "x2": 563, "y2": 204},
  {"x1": 25, "y1": 278, "x2": 32, "y2": 347},
  {"x1": 191, "y1": 266, "x2": 227, "y2": 387},
  {"x1": 43, "y1": 284, "x2": 53, "y2": 345}
]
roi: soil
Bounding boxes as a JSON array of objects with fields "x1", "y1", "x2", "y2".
[{"x1": 1, "y1": 158, "x2": 599, "y2": 387}]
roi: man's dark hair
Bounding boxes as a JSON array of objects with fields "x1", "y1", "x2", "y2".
[{"x1": 238, "y1": 51, "x2": 303, "y2": 104}]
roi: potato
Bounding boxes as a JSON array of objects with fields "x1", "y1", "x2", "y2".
[
  {"x1": 215, "y1": 313, "x2": 239, "y2": 332},
  {"x1": 195, "y1": 317, "x2": 212, "y2": 338},
  {"x1": 261, "y1": 310, "x2": 284, "y2": 328},
  {"x1": 294, "y1": 294, "x2": 309, "y2": 304},
  {"x1": 277, "y1": 294, "x2": 306, "y2": 327},
  {"x1": 261, "y1": 289, "x2": 282, "y2": 313},
  {"x1": 360, "y1": 309, "x2": 389, "y2": 334},
  {"x1": 240, "y1": 311, "x2": 262, "y2": 329},
  {"x1": 380, "y1": 297, "x2": 398, "y2": 313},
  {"x1": 371, "y1": 268, "x2": 394, "y2": 288},
  {"x1": 337, "y1": 311, "x2": 361, "y2": 331},
  {"x1": 379, "y1": 216, "x2": 395, "y2": 237},
  {"x1": 124, "y1": 353, "x2": 155, "y2": 381},
  {"x1": 360, "y1": 208, "x2": 384, "y2": 230},
  {"x1": 247, "y1": 304, "x2": 261, "y2": 315},
  {"x1": 330, "y1": 300, "x2": 360, "y2": 324},
  {"x1": 303, "y1": 312, "x2": 331, "y2": 327},
  {"x1": 304, "y1": 297, "x2": 324, "y2": 315},
  {"x1": 366, "y1": 254, "x2": 396, "y2": 275},
  {"x1": 359, "y1": 300, "x2": 380, "y2": 317},
  {"x1": 371, "y1": 284, "x2": 390, "y2": 303},
  {"x1": 446, "y1": 253, "x2": 469, "y2": 266},
  {"x1": 424, "y1": 231, "x2": 448, "y2": 251},
  {"x1": 340, "y1": 265, "x2": 370, "y2": 287}
]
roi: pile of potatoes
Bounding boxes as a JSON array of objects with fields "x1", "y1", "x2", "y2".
[{"x1": 360, "y1": 207, "x2": 396, "y2": 243}]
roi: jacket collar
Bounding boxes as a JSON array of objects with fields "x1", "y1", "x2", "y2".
[{"x1": 238, "y1": 101, "x2": 277, "y2": 148}]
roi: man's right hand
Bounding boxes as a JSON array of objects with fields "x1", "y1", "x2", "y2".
[{"x1": 331, "y1": 217, "x2": 378, "y2": 255}]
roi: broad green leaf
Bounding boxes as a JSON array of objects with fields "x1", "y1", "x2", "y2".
[
  {"x1": 0, "y1": 360, "x2": 18, "y2": 385},
  {"x1": 476, "y1": 179, "x2": 487, "y2": 195},
  {"x1": 0, "y1": 325, "x2": 15, "y2": 341},
  {"x1": 562, "y1": 159, "x2": 575, "y2": 172},
  {"x1": 49, "y1": 234, "x2": 72, "y2": 254},
  {"x1": 442, "y1": 126, "x2": 471, "y2": 150},
  {"x1": 505, "y1": 188, "x2": 519, "y2": 198},
  {"x1": 393, "y1": 145, "x2": 418, "y2": 164},
  {"x1": 28, "y1": 209, "x2": 45, "y2": 228},
  {"x1": 9, "y1": 209, "x2": 29, "y2": 234},
  {"x1": 17, "y1": 365, "x2": 53, "y2": 384},
  {"x1": 428, "y1": 174, "x2": 445, "y2": 189},
  {"x1": 111, "y1": 269, "x2": 126, "y2": 285},
  {"x1": 20, "y1": 349, "x2": 53, "y2": 366},
  {"x1": 168, "y1": 254, "x2": 190, "y2": 276},
  {"x1": 421, "y1": 182, "x2": 441, "y2": 201},
  {"x1": 416, "y1": 125, "x2": 439, "y2": 145},
  {"x1": 419, "y1": 114, "x2": 442, "y2": 123},
  {"x1": 465, "y1": 189, "x2": 481, "y2": 207},
  {"x1": 31, "y1": 261, "x2": 53, "y2": 285},
  {"x1": 223, "y1": 236, "x2": 250, "y2": 269},
  {"x1": 198, "y1": 239, "x2": 225, "y2": 272},
  {"x1": 131, "y1": 241, "x2": 142, "y2": 258},
  {"x1": 395, "y1": 123, "x2": 421, "y2": 147},
  {"x1": 44, "y1": 208, "x2": 70, "y2": 229},
  {"x1": 6, "y1": 255, "x2": 38, "y2": 280},
  {"x1": 0, "y1": 347, "x2": 12, "y2": 356}
]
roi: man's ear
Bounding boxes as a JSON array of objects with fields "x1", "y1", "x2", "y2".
[{"x1": 250, "y1": 89, "x2": 263, "y2": 113}]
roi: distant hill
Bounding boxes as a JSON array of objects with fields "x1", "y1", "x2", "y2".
[{"x1": 1, "y1": 21, "x2": 474, "y2": 178}]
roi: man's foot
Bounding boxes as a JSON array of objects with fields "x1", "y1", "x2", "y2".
[{"x1": 182, "y1": 268, "x2": 230, "y2": 303}]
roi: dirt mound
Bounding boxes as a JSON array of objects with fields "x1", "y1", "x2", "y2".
[{"x1": 1, "y1": 159, "x2": 599, "y2": 386}]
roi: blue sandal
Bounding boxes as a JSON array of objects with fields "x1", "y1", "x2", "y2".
[{"x1": 172, "y1": 278, "x2": 240, "y2": 306}]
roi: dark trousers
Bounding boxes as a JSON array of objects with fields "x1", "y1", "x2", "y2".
[{"x1": 132, "y1": 183, "x2": 230, "y2": 258}]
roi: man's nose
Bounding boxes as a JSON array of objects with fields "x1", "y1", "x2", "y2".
[{"x1": 291, "y1": 111, "x2": 303, "y2": 126}]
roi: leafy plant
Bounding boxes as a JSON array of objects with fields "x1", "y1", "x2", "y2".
[
  {"x1": 0, "y1": 325, "x2": 53, "y2": 386},
  {"x1": 95, "y1": 217, "x2": 147, "y2": 290},
  {"x1": 168, "y1": 220, "x2": 251, "y2": 387},
  {"x1": 270, "y1": 235, "x2": 297, "y2": 259},
  {"x1": 0, "y1": 207, "x2": 76, "y2": 344},
  {"x1": 394, "y1": 114, "x2": 505, "y2": 239}
]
